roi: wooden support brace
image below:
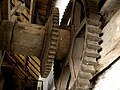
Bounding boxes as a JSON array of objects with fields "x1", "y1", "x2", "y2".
[{"x1": 11, "y1": 1, "x2": 22, "y2": 17}]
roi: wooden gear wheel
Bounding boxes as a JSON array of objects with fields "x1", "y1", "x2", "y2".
[
  {"x1": 55, "y1": 0, "x2": 102, "y2": 90},
  {"x1": 40, "y1": 7, "x2": 59, "y2": 78}
]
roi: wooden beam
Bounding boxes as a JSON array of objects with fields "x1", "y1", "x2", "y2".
[
  {"x1": 0, "y1": 0, "x2": 2, "y2": 22},
  {"x1": 0, "y1": 51, "x2": 2, "y2": 68},
  {"x1": 29, "y1": 0, "x2": 36, "y2": 22},
  {"x1": 1, "y1": 0, "x2": 11, "y2": 20},
  {"x1": 95, "y1": 9, "x2": 120, "y2": 75},
  {"x1": 11, "y1": 1, "x2": 22, "y2": 17}
]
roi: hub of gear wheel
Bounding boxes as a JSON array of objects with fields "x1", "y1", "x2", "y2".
[{"x1": 0, "y1": 7, "x2": 70, "y2": 78}]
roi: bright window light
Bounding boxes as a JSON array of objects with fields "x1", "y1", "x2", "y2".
[{"x1": 55, "y1": 0, "x2": 70, "y2": 23}]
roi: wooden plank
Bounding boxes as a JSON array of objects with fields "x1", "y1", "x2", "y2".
[
  {"x1": 95, "y1": 9, "x2": 120, "y2": 75},
  {"x1": 28, "y1": 60, "x2": 40, "y2": 77},
  {"x1": 30, "y1": 56, "x2": 41, "y2": 67},
  {"x1": 29, "y1": 0, "x2": 36, "y2": 22},
  {"x1": 57, "y1": 66, "x2": 70, "y2": 90},
  {"x1": 73, "y1": 1, "x2": 82, "y2": 30},
  {"x1": 11, "y1": 1, "x2": 22, "y2": 17},
  {"x1": 27, "y1": 66, "x2": 38, "y2": 80},
  {"x1": 14, "y1": 69, "x2": 24, "y2": 78},
  {"x1": 29, "y1": 56, "x2": 40, "y2": 72},
  {"x1": 14, "y1": 54, "x2": 24, "y2": 66}
]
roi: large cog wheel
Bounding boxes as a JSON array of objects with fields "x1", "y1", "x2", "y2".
[
  {"x1": 41, "y1": 7, "x2": 59, "y2": 78},
  {"x1": 55, "y1": 0, "x2": 102, "y2": 90}
]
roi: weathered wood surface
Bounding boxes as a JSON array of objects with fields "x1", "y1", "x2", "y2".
[
  {"x1": 0, "y1": 51, "x2": 2, "y2": 68},
  {"x1": 101, "y1": 0, "x2": 120, "y2": 25},
  {"x1": 96, "y1": 9, "x2": 120, "y2": 74},
  {"x1": 1, "y1": 0, "x2": 11, "y2": 20},
  {"x1": 56, "y1": 66, "x2": 70, "y2": 90},
  {"x1": 11, "y1": 1, "x2": 22, "y2": 17},
  {"x1": 0, "y1": 21, "x2": 45, "y2": 56},
  {"x1": 12, "y1": 22, "x2": 45, "y2": 56},
  {"x1": 29, "y1": 0, "x2": 36, "y2": 22},
  {"x1": 0, "y1": 1, "x2": 2, "y2": 22},
  {"x1": 0, "y1": 20, "x2": 15, "y2": 51}
]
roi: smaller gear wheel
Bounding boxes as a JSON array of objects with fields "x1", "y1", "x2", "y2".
[{"x1": 41, "y1": 7, "x2": 59, "y2": 78}]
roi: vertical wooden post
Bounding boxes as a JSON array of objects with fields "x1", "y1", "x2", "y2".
[
  {"x1": 1, "y1": 0, "x2": 11, "y2": 20},
  {"x1": 0, "y1": 0, "x2": 2, "y2": 22},
  {"x1": 29, "y1": 0, "x2": 36, "y2": 23},
  {"x1": 0, "y1": 51, "x2": 4, "y2": 90}
]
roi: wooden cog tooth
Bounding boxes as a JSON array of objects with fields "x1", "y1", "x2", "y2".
[
  {"x1": 89, "y1": 13, "x2": 101, "y2": 20},
  {"x1": 81, "y1": 64, "x2": 95, "y2": 74},
  {"x1": 50, "y1": 46, "x2": 57, "y2": 50},
  {"x1": 87, "y1": 19, "x2": 101, "y2": 26},
  {"x1": 53, "y1": 24, "x2": 59, "y2": 27},
  {"x1": 51, "y1": 36, "x2": 58, "y2": 40},
  {"x1": 53, "y1": 17, "x2": 59, "y2": 20},
  {"x1": 49, "y1": 50, "x2": 56, "y2": 54},
  {"x1": 83, "y1": 56, "x2": 97, "y2": 65},
  {"x1": 52, "y1": 31, "x2": 59, "y2": 36},
  {"x1": 87, "y1": 32, "x2": 101, "y2": 42},
  {"x1": 77, "y1": 78, "x2": 90, "y2": 85},
  {"x1": 48, "y1": 55, "x2": 55, "y2": 59},
  {"x1": 45, "y1": 68, "x2": 52, "y2": 72},
  {"x1": 53, "y1": 27, "x2": 59, "y2": 31},
  {"x1": 85, "y1": 48, "x2": 100, "y2": 58},
  {"x1": 46, "y1": 63, "x2": 52, "y2": 67},
  {"x1": 87, "y1": 25, "x2": 101, "y2": 34},
  {"x1": 51, "y1": 41, "x2": 57, "y2": 45},
  {"x1": 86, "y1": 40, "x2": 101, "y2": 50},
  {"x1": 79, "y1": 72, "x2": 93, "y2": 79}
]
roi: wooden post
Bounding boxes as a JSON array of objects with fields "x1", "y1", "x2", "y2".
[
  {"x1": 1, "y1": 0, "x2": 11, "y2": 20},
  {"x1": 0, "y1": 0, "x2": 2, "y2": 22},
  {"x1": 29, "y1": 0, "x2": 36, "y2": 23}
]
